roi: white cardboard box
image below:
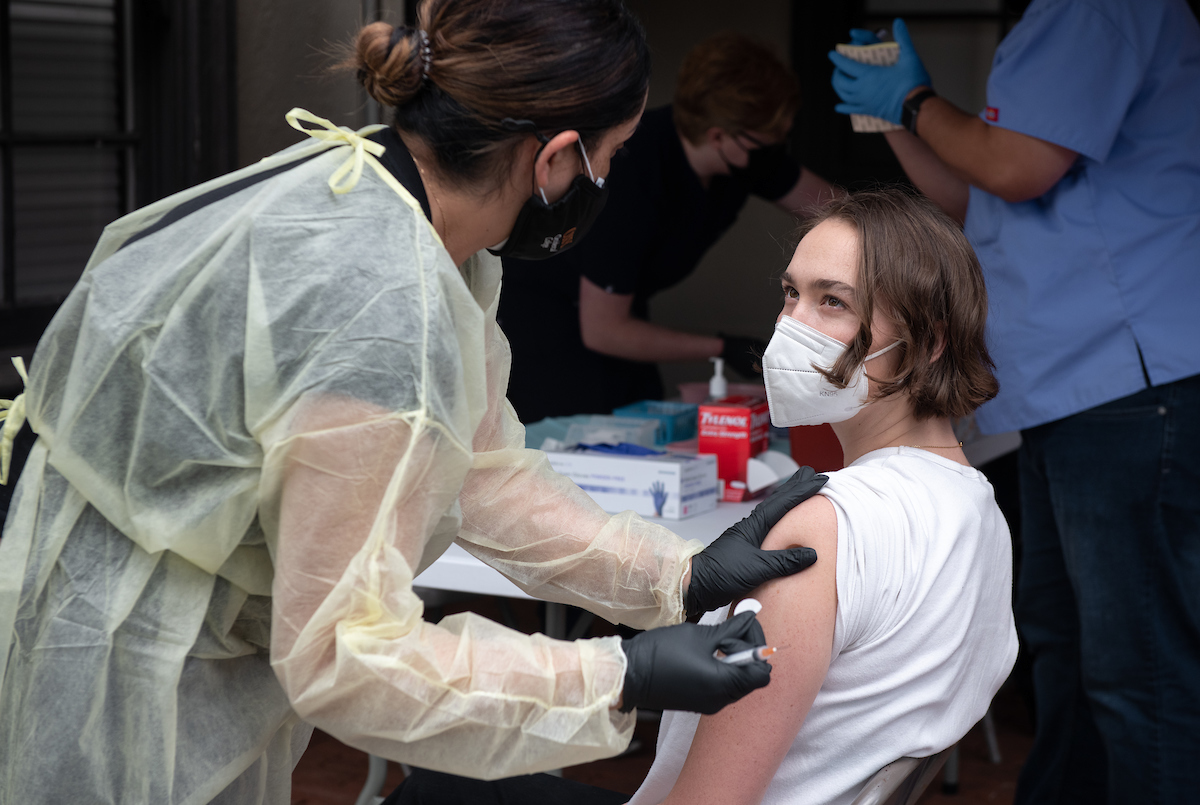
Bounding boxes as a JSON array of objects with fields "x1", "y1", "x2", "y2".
[{"x1": 546, "y1": 450, "x2": 719, "y2": 520}]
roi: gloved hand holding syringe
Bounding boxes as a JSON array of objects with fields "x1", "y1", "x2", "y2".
[
  {"x1": 619, "y1": 469, "x2": 823, "y2": 716},
  {"x1": 718, "y1": 598, "x2": 781, "y2": 665},
  {"x1": 619, "y1": 597, "x2": 781, "y2": 714}
]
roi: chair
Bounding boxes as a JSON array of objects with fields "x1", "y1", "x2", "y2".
[
  {"x1": 850, "y1": 745, "x2": 954, "y2": 805},
  {"x1": 354, "y1": 754, "x2": 390, "y2": 805},
  {"x1": 941, "y1": 707, "x2": 1002, "y2": 794}
]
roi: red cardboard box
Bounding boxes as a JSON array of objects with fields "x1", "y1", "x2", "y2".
[{"x1": 698, "y1": 395, "x2": 771, "y2": 502}]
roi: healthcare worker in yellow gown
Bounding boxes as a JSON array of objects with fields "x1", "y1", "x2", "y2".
[{"x1": 0, "y1": 2, "x2": 825, "y2": 803}]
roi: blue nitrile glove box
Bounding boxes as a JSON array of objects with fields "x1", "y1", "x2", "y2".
[
  {"x1": 546, "y1": 449, "x2": 718, "y2": 520},
  {"x1": 611, "y1": 400, "x2": 699, "y2": 445}
]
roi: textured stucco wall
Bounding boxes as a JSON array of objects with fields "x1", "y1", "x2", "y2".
[{"x1": 236, "y1": 0, "x2": 407, "y2": 166}]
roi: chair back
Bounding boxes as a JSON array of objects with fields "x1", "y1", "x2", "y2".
[{"x1": 849, "y1": 746, "x2": 954, "y2": 805}]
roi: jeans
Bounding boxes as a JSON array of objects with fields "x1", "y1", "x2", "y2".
[{"x1": 1014, "y1": 374, "x2": 1200, "y2": 804}]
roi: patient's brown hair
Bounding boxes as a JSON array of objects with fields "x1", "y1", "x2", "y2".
[{"x1": 795, "y1": 188, "x2": 998, "y2": 420}]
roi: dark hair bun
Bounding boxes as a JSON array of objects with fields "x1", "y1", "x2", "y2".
[
  {"x1": 343, "y1": 1, "x2": 650, "y2": 189},
  {"x1": 353, "y1": 22, "x2": 422, "y2": 108}
]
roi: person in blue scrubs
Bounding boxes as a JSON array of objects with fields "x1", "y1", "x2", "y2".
[{"x1": 829, "y1": 2, "x2": 1200, "y2": 802}]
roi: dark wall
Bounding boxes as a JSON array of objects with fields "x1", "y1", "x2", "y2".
[
  {"x1": 134, "y1": 0, "x2": 239, "y2": 206},
  {"x1": 791, "y1": 1, "x2": 916, "y2": 189}
]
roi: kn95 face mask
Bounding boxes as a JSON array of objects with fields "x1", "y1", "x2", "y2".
[{"x1": 762, "y1": 315, "x2": 900, "y2": 427}]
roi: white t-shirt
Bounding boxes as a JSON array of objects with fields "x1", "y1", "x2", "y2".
[{"x1": 630, "y1": 447, "x2": 1019, "y2": 805}]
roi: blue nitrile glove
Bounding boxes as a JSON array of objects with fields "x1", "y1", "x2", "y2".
[
  {"x1": 848, "y1": 28, "x2": 882, "y2": 45},
  {"x1": 686, "y1": 466, "x2": 827, "y2": 617},
  {"x1": 620, "y1": 611, "x2": 770, "y2": 714},
  {"x1": 829, "y1": 18, "x2": 932, "y2": 125}
]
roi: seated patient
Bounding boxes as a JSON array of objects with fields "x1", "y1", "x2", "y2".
[{"x1": 629, "y1": 188, "x2": 1018, "y2": 805}]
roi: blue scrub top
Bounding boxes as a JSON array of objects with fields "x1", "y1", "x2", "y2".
[{"x1": 964, "y1": 0, "x2": 1200, "y2": 434}]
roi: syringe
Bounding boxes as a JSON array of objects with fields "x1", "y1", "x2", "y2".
[
  {"x1": 720, "y1": 598, "x2": 778, "y2": 664},
  {"x1": 719, "y1": 645, "x2": 780, "y2": 665}
]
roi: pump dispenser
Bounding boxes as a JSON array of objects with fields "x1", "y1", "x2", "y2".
[{"x1": 708, "y1": 356, "x2": 728, "y2": 402}]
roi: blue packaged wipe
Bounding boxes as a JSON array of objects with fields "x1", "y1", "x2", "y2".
[
  {"x1": 611, "y1": 401, "x2": 699, "y2": 444},
  {"x1": 575, "y1": 442, "x2": 666, "y2": 456}
]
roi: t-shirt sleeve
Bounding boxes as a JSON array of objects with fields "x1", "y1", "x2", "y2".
[
  {"x1": 746, "y1": 148, "x2": 803, "y2": 202},
  {"x1": 827, "y1": 472, "x2": 908, "y2": 655},
  {"x1": 549, "y1": 148, "x2": 660, "y2": 296},
  {"x1": 983, "y1": 0, "x2": 1147, "y2": 162}
]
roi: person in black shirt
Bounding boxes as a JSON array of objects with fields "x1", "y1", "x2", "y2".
[{"x1": 499, "y1": 32, "x2": 837, "y2": 422}]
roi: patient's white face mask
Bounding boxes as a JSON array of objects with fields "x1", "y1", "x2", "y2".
[{"x1": 762, "y1": 315, "x2": 901, "y2": 427}]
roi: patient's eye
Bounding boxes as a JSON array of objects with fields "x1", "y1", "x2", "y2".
[
  {"x1": 782, "y1": 283, "x2": 799, "y2": 301},
  {"x1": 821, "y1": 294, "x2": 846, "y2": 309}
]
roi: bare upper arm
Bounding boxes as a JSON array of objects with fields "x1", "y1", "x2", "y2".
[
  {"x1": 773, "y1": 167, "x2": 840, "y2": 218},
  {"x1": 916, "y1": 96, "x2": 1078, "y2": 204},
  {"x1": 661, "y1": 495, "x2": 838, "y2": 805},
  {"x1": 578, "y1": 274, "x2": 634, "y2": 349},
  {"x1": 983, "y1": 124, "x2": 1078, "y2": 202}
]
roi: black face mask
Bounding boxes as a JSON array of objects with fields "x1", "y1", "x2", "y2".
[
  {"x1": 746, "y1": 142, "x2": 788, "y2": 169},
  {"x1": 488, "y1": 139, "x2": 609, "y2": 261},
  {"x1": 721, "y1": 142, "x2": 789, "y2": 179}
]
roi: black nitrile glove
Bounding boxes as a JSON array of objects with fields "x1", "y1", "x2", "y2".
[
  {"x1": 619, "y1": 611, "x2": 770, "y2": 714},
  {"x1": 719, "y1": 333, "x2": 769, "y2": 379},
  {"x1": 686, "y1": 466, "x2": 827, "y2": 617}
]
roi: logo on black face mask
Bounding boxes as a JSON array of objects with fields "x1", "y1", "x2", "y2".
[
  {"x1": 487, "y1": 127, "x2": 607, "y2": 261},
  {"x1": 539, "y1": 228, "x2": 577, "y2": 253}
]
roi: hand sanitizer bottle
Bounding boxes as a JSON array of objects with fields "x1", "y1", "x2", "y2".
[{"x1": 708, "y1": 356, "x2": 728, "y2": 403}]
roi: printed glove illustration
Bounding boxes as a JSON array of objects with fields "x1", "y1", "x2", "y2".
[{"x1": 650, "y1": 481, "x2": 668, "y2": 517}]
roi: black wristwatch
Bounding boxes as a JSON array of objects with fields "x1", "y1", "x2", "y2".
[{"x1": 902, "y1": 88, "x2": 937, "y2": 136}]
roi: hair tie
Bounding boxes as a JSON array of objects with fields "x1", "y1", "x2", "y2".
[
  {"x1": 385, "y1": 25, "x2": 406, "y2": 61},
  {"x1": 418, "y1": 29, "x2": 432, "y2": 82}
]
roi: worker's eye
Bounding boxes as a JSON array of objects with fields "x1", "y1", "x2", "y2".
[
  {"x1": 821, "y1": 294, "x2": 846, "y2": 309},
  {"x1": 782, "y1": 284, "x2": 799, "y2": 301}
]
